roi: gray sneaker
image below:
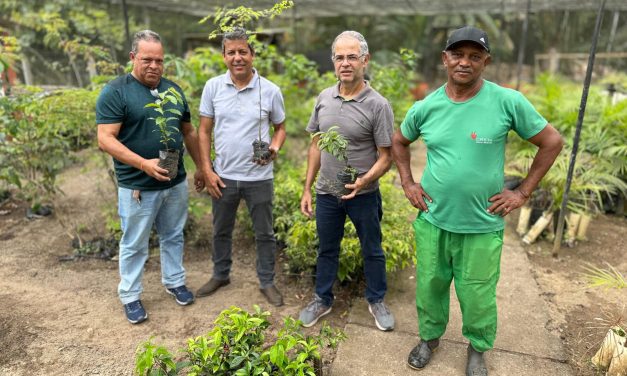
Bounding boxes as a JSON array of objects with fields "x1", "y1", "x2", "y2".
[
  {"x1": 369, "y1": 301, "x2": 395, "y2": 331},
  {"x1": 299, "y1": 295, "x2": 332, "y2": 328}
]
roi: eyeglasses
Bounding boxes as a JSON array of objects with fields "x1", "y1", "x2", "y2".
[{"x1": 332, "y1": 54, "x2": 365, "y2": 64}]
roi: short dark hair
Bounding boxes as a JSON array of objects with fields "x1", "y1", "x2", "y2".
[
  {"x1": 222, "y1": 27, "x2": 255, "y2": 55},
  {"x1": 131, "y1": 30, "x2": 161, "y2": 54}
]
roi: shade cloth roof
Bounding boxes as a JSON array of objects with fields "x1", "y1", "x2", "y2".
[{"x1": 113, "y1": 0, "x2": 627, "y2": 18}]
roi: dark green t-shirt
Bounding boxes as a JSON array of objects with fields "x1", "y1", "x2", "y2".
[
  {"x1": 96, "y1": 74, "x2": 191, "y2": 190},
  {"x1": 401, "y1": 80, "x2": 547, "y2": 233}
]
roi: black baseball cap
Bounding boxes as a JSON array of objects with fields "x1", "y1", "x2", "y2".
[{"x1": 444, "y1": 26, "x2": 490, "y2": 52}]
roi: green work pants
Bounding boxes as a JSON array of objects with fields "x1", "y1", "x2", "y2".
[{"x1": 413, "y1": 214, "x2": 504, "y2": 352}]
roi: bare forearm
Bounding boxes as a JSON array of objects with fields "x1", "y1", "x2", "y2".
[
  {"x1": 391, "y1": 131, "x2": 416, "y2": 187},
  {"x1": 182, "y1": 128, "x2": 202, "y2": 168},
  {"x1": 98, "y1": 133, "x2": 145, "y2": 170},
  {"x1": 359, "y1": 147, "x2": 392, "y2": 186},
  {"x1": 304, "y1": 141, "x2": 321, "y2": 192},
  {"x1": 197, "y1": 118, "x2": 215, "y2": 173},
  {"x1": 519, "y1": 124, "x2": 564, "y2": 196},
  {"x1": 519, "y1": 144, "x2": 562, "y2": 195},
  {"x1": 270, "y1": 123, "x2": 286, "y2": 151}
]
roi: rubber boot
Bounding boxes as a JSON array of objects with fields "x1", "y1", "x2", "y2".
[{"x1": 466, "y1": 345, "x2": 488, "y2": 376}]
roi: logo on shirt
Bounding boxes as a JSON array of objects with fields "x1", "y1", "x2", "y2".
[{"x1": 471, "y1": 131, "x2": 493, "y2": 144}]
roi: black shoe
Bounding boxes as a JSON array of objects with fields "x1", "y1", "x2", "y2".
[
  {"x1": 407, "y1": 338, "x2": 439, "y2": 370},
  {"x1": 466, "y1": 345, "x2": 488, "y2": 376},
  {"x1": 196, "y1": 278, "x2": 230, "y2": 297},
  {"x1": 260, "y1": 285, "x2": 284, "y2": 307}
]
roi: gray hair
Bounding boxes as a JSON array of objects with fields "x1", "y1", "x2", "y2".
[
  {"x1": 131, "y1": 30, "x2": 161, "y2": 54},
  {"x1": 222, "y1": 27, "x2": 254, "y2": 54},
  {"x1": 331, "y1": 31, "x2": 369, "y2": 57}
]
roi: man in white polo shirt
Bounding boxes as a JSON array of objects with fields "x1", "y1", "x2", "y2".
[{"x1": 197, "y1": 27, "x2": 286, "y2": 306}]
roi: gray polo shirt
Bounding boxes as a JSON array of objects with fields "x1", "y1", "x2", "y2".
[
  {"x1": 199, "y1": 70, "x2": 285, "y2": 181},
  {"x1": 306, "y1": 81, "x2": 394, "y2": 195}
]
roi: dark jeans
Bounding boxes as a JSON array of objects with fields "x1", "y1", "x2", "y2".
[
  {"x1": 212, "y1": 178, "x2": 276, "y2": 287},
  {"x1": 315, "y1": 190, "x2": 387, "y2": 306}
]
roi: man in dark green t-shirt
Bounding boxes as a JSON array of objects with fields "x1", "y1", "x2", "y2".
[
  {"x1": 96, "y1": 30, "x2": 203, "y2": 324},
  {"x1": 392, "y1": 26, "x2": 563, "y2": 375}
]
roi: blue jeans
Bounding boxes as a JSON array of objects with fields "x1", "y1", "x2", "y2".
[
  {"x1": 211, "y1": 178, "x2": 276, "y2": 288},
  {"x1": 315, "y1": 190, "x2": 387, "y2": 306},
  {"x1": 117, "y1": 180, "x2": 188, "y2": 304}
]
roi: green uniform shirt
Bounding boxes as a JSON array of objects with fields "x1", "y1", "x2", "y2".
[
  {"x1": 401, "y1": 80, "x2": 547, "y2": 233},
  {"x1": 96, "y1": 74, "x2": 191, "y2": 190}
]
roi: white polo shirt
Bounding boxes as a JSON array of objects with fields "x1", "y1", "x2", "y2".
[{"x1": 199, "y1": 70, "x2": 285, "y2": 181}]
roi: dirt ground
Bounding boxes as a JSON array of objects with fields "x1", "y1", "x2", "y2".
[
  {"x1": 0, "y1": 146, "x2": 625, "y2": 375},
  {"x1": 0, "y1": 153, "x2": 354, "y2": 375},
  {"x1": 513, "y1": 213, "x2": 627, "y2": 376}
]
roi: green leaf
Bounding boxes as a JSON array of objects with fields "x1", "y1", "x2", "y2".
[{"x1": 230, "y1": 355, "x2": 246, "y2": 368}]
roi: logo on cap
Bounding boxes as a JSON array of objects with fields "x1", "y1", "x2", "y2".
[{"x1": 445, "y1": 26, "x2": 490, "y2": 52}]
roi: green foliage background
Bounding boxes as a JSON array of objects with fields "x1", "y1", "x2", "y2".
[
  {"x1": 0, "y1": 87, "x2": 98, "y2": 206},
  {"x1": 506, "y1": 74, "x2": 627, "y2": 213}
]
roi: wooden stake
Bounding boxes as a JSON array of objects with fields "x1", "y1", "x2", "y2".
[
  {"x1": 523, "y1": 210, "x2": 553, "y2": 245},
  {"x1": 516, "y1": 205, "x2": 532, "y2": 236}
]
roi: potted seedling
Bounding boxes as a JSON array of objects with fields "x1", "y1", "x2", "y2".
[
  {"x1": 144, "y1": 87, "x2": 183, "y2": 179},
  {"x1": 252, "y1": 139, "x2": 271, "y2": 163},
  {"x1": 252, "y1": 104, "x2": 271, "y2": 163},
  {"x1": 314, "y1": 126, "x2": 358, "y2": 196}
]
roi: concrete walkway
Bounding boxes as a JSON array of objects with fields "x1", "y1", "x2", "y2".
[{"x1": 329, "y1": 235, "x2": 574, "y2": 376}]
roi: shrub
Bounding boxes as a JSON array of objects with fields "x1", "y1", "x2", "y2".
[
  {"x1": 135, "y1": 305, "x2": 345, "y2": 376},
  {"x1": 0, "y1": 90, "x2": 72, "y2": 207},
  {"x1": 0, "y1": 86, "x2": 99, "y2": 207},
  {"x1": 369, "y1": 49, "x2": 420, "y2": 128},
  {"x1": 37, "y1": 87, "x2": 99, "y2": 150}
]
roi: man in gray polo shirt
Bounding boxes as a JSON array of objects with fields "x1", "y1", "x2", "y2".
[
  {"x1": 197, "y1": 27, "x2": 286, "y2": 306},
  {"x1": 299, "y1": 30, "x2": 395, "y2": 331}
]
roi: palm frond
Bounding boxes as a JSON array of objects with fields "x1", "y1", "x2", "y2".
[{"x1": 581, "y1": 262, "x2": 627, "y2": 290}]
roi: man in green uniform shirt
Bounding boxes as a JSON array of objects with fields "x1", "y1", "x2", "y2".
[{"x1": 392, "y1": 26, "x2": 563, "y2": 375}]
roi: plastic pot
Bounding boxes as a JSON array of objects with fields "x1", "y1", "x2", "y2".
[
  {"x1": 158, "y1": 149, "x2": 179, "y2": 179},
  {"x1": 336, "y1": 167, "x2": 357, "y2": 196},
  {"x1": 252, "y1": 139, "x2": 271, "y2": 163}
]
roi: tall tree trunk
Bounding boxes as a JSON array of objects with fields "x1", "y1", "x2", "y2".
[
  {"x1": 21, "y1": 54, "x2": 33, "y2": 85},
  {"x1": 559, "y1": 10, "x2": 570, "y2": 51},
  {"x1": 87, "y1": 55, "x2": 98, "y2": 81},
  {"x1": 516, "y1": 0, "x2": 532, "y2": 90},
  {"x1": 143, "y1": 7, "x2": 151, "y2": 28},
  {"x1": 121, "y1": 0, "x2": 131, "y2": 50},
  {"x1": 68, "y1": 55, "x2": 84, "y2": 87},
  {"x1": 420, "y1": 17, "x2": 434, "y2": 81},
  {"x1": 606, "y1": 11, "x2": 620, "y2": 53}
]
